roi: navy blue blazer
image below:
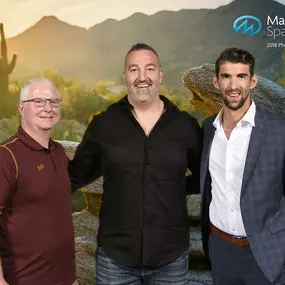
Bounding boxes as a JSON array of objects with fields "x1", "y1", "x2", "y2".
[{"x1": 201, "y1": 107, "x2": 285, "y2": 284}]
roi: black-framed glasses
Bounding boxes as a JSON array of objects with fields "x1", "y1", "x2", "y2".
[{"x1": 21, "y1": 98, "x2": 62, "y2": 107}]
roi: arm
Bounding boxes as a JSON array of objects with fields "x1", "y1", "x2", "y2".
[
  {"x1": 185, "y1": 117, "x2": 203, "y2": 195},
  {"x1": 68, "y1": 115, "x2": 103, "y2": 193},
  {"x1": 0, "y1": 146, "x2": 17, "y2": 284},
  {"x1": 283, "y1": 151, "x2": 285, "y2": 197}
]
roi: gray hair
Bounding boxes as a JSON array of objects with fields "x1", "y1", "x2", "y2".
[{"x1": 20, "y1": 78, "x2": 60, "y2": 101}]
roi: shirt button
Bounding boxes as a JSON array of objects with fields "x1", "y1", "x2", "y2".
[
  {"x1": 231, "y1": 209, "x2": 234, "y2": 212},
  {"x1": 232, "y1": 229, "x2": 236, "y2": 232}
]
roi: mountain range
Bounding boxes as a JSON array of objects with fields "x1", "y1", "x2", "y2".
[{"x1": 2, "y1": 0, "x2": 285, "y2": 87}]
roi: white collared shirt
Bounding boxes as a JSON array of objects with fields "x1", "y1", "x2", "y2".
[{"x1": 209, "y1": 101, "x2": 256, "y2": 236}]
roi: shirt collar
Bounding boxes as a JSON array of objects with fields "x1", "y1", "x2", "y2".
[
  {"x1": 16, "y1": 126, "x2": 55, "y2": 151},
  {"x1": 213, "y1": 100, "x2": 256, "y2": 129},
  {"x1": 118, "y1": 94, "x2": 178, "y2": 112}
]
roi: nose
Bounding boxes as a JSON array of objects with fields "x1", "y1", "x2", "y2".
[
  {"x1": 229, "y1": 78, "x2": 238, "y2": 90},
  {"x1": 43, "y1": 101, "x2": 52, "y2": 111},
  {"x1": 138, "y1": 69, "x2": 146, "y2": 81}
]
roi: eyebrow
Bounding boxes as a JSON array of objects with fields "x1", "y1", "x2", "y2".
[
  {"x1": 127, "y1": 63, "x2": 157, "y2": 69},
  {"x1": 220, "y1": 73, "x2": 249, "y2": 77}
]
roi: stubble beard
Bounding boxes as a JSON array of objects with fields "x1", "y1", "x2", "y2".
[
  {"x1": 224, "y1": 90, "x2": 249, "y2": 111},
  {"x1": 129, "y1": 85, "x2": 159, "y2": 104}
]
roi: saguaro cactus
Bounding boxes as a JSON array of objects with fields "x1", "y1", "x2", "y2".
[{"x1": 0, "y1": 23, "x2": 17, "y2": 95}]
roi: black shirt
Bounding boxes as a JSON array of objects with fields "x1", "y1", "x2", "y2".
[{"x1": 68, "y1": 95, "x2": 202, "y2": 267}]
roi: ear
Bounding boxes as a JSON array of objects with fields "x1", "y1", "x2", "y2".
[
  {"x1": 213, "y1": 75, "x2": 220, "y2": 89},
  {"x1": 123, "y1": 71, "x2": 126, "y2": 85},
  {"x1": 250, "y1": 74, "x2": 258, "y2": 89},
  {"x1": 159, "y1": 68, "x2": 163, "y2": 84},
  {"x1": 18, "y1": 101, "x2": 24, "y2": 117}
]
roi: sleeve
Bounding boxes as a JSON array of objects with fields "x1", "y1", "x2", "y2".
[
  {"x1": 0, "y1": 146, "x2": 17, "y2": 213},
  {"x1": 185, "y1": 116, "x2": 203, "y2": 195},
  {"x1": 282, "y1": 125, "x2": 285, "y2": 197},
  {"x1": 68, "y1": 115, "x2": 103, "y2": 193}
]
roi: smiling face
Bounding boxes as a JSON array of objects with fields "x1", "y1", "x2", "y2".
[
  {"x1": 213, "y1": 62, "x2": 257, "y2": 111},
  {"x1": 18, "y1": 80, "x2": 61, "y2": 134},
  {"x1": 124, "y1": 49, "x2": 162, "y2": 106}
]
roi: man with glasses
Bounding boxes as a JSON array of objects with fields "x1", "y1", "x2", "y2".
[{"x1": 0, "y1": 78, "x2": 77, "y2": 285}]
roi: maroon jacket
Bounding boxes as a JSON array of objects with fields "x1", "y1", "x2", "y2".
[{"x1": 0, "y1": 127, "x2": 76, "y2": 285}]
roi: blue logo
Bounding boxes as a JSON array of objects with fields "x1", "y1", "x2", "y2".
[{"x1": 233, "y1": 15, "x2": 262, "y2": 36}]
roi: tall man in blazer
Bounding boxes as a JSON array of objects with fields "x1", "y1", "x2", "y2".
[{"x1": 201, "y1": 47, "x2": 285, "y2": 285}]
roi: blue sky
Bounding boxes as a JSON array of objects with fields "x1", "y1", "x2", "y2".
[{"x1": 1, "y1": 0, "x2": 285, "y2": 37}]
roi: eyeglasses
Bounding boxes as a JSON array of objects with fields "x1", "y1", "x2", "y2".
[{"x1": 21, "y1": 98, "x2": 62, "y2": 107}]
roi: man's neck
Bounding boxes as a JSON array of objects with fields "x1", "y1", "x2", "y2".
[
  {"x1": 22, "y1": 125, "x2": 51, "y2": 149},
  {"x1": 222, "y1": 103, "x2": 251, "y2": 129},
  {"x1": 128, "y1": 95, "x2": 163, "y2": 113},
  {"x1": 128, "y1": 95, "x2": 165, "y2": 136}
]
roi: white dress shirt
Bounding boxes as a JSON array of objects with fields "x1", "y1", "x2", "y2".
[{"x1": 209, "y1": 101, "x2": 256, "y2": 236}]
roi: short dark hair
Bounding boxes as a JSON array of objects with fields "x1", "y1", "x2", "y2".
[
  {"x1": 125, "y1": 43, "x2": 160, "y2": 67},
  {"x1": 215, "y1": 47, "x2": 255, "y2": 77}
]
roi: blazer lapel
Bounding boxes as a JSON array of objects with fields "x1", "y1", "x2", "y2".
[
  {"x1": 200, "y1": 120, "x2": 216, "y2": 196},
  {"x1": 241, "y1": 108, "x2": 266, "y2": 197}
]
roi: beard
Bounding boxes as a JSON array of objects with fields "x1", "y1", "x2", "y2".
[
  {"x1": 223, "y1": 89, "x2": 249, "y2": 111},
  {"x1": 127, "y1": 79, "x2": 160, "y2": 103}
]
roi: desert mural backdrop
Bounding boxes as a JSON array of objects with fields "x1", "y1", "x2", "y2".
[{"x1": 1, "y1": 0, "x2": 285, "y2": 284}]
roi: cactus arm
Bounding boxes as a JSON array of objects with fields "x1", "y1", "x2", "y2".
[{"x1": 7, "y1": 54, "x2": 17, "y2": 74}]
